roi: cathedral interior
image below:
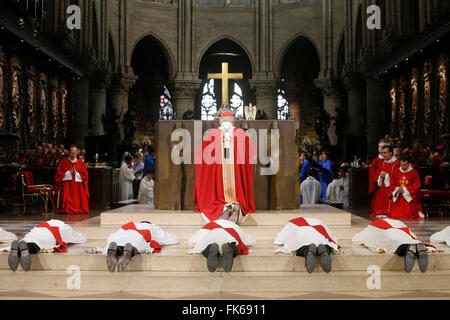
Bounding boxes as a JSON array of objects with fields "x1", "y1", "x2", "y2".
[{"x1": 0, "y1": 0, "x2": 449, "y2": 162}]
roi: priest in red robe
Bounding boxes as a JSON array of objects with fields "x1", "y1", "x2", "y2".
[
  {"x1": 194, "y1": 111, "x2": 256, "y2": 224},
  {"x1": 369, "y1": 140, "x2": 387, "y2": 214},
  {"x1": 370, "y1": 145, "x2": 399, "y2": 218},
  {"x1": 54, "y1": 145, "x2": 89, "y2": 214},
  {"x1": 389, "y1": 155, "x2": 424, "y2": 219}
]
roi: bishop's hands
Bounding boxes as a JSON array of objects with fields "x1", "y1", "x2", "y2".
[
  {"x1": 70, "y1": 166, "x2": 77, "y2": 176},
  {"x1": 379, "y1": 171, "x2": 387, "y2": 179}
]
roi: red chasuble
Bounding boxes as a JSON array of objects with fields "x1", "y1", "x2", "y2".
[
  {"x1": 194, "y1": 127, "x2": 256, "y2": 222},
  {"x1": 369, "y1": 155, "x2": 384, "y2": 214},
  {"x1": 389, "y1": 166, "x2": 423, "y2": 219},
  {"x1": 54, "y1": 157, "x2": 90, "y2": 214},
  {"x1": 370, "y1": 158, "x2": 399, "y2": 217}
]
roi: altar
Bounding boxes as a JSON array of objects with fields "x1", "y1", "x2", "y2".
[{"x1": 155, "y1": 120, "x2": 300, "y2": 210}]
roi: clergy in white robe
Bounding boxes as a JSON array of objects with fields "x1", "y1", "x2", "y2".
[
  {"x1": 99, "y1": 221, "x2": 179, "y2": 272},
  {"x1": 300, "y1": 170, "x2": 321, "y2": 204},
  {"x1": 4, "y1": 219, "x2": 87, "y2": 271},
  {"x1": 119, "y1": 156, "x2": 135, "y2": 201},
  {"x1": 138, "y1": 170, "x2": 154, "y2": 207},
  {"x1": 188, "y1": 219, "x2": 256, "y2": 272},
  {"x1": 352, "y1": 218, "x2": 437, "y2": 272},
  {"x1": 430, "y1": 226, "x2": 450, "y2": 247},
  {"x1": 326, "y1": 178, "x2": 342, "y2": 201},
  {"x1": 0, "y1": 227, "x2": 17, "y2": 242},
  {"x1": 274, "y1": 217, "x2": 341, "y2": 273}
]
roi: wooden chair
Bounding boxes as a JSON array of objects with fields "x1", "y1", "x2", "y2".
[{"x1": 17, "y1": 171, "x2": 55, "y2": 215}]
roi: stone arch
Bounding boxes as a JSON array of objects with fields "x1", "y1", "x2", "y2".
[
  {"x1": 275, "y1": 33, "x2": 321, "y2": 78},
  {"x1": 196, "y1": 35, "x2": 255, "y2": 77},
  {"x1": 129, "y1": 32, "x2": 176, "y2": 79}
]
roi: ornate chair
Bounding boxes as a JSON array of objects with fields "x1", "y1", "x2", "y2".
[{"x1": 17, "y1": 171, "x2": 55, "y2": 215}]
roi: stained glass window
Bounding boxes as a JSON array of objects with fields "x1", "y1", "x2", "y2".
[
  {"x1": 201, "y1": 79, "x2": 218, "y2": 120},
  {"x1": 230, "y1": 82, "x2": 244, "y2": 117},
  {"x1": 159, "y1": 85, "x2": 173, "y2": 120},
  {"x1": 277, "y1": 88, "x2": 289, "y2": 120}
]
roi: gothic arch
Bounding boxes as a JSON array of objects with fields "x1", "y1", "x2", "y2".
[
  {"x1": 275, "y1": 33, "x2": 321, "y2": 78},
  {"x1": 129, "y1": 32, "x2": 176, "y2": 79},
  {"x1": 196, "y1": 35, "x2": 255, "y2": 77}
]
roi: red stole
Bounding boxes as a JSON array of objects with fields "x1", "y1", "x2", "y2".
[
  {"x1": 36, "y1": 222, "x2": 67, "y2": 252},
  {"x1": 202, "y1": 221, "x2": 249, "y2": 255},
  {"x1": 289, "y1": 217, "x2": 341, "y2": 248},
  {"x1": 121, "y1": 222, "x2": 161, "y2": 253}
]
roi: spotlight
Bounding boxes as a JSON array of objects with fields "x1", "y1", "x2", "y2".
[
  {"x1": 395, "y1": 65, "x2": 398, "y2": 68},
  {"x1": 436, "y1": 39, "x2": 440, "y2": 42},
  {"x1": 406, "y1": 58, "x2": 408, "y2": 61}
]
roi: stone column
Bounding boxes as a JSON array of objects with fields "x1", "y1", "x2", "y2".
[
  {"x1": 315, "y1": 79, "x2": 343, "y2": 146},
  {"x1": 366, "y1": 78, "x2": 385, "y2": 156},
  {"x1": 343, "y1": 71, "x2": 364, "y2": 137},
  {"x1": 285, "y1": 88, "x2": 300, "y2": 122},
  {"x1": 170, "y1": 80, "x2": 201, "y2": 119},
  {"x1": 89, "y1": 69, "x2": 112, "y2": 136},
  {"x1": 109, "y1": 72, "x2": 137, "y2": 142},
  {"x1": 72, "y1": 77, "x2": 90, "y2": 147},
  {"x1": 250, "y1": 80, "x2": 277, "y2": 119}
]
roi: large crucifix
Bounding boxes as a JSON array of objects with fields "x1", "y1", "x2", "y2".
[{"x1": 207, "y1": 62, "x2": 243, "y2": 104}]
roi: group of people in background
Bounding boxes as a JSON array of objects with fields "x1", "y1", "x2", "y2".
[
  {"x1": 299, "y1": 150, "x2": 349, "y2": 209},
  {"x1": 19, "y1": 142, "x2": 86, "y2": 168},
  {"x1": 119, "y1": 146, "x2": 156, "y2": 207}
]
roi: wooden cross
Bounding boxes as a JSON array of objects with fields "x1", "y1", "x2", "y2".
[{"x1": 208, "y1": 62, "x2": 243, "y2": 104}]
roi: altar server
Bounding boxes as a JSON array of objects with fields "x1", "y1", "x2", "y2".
[
  {"x1": 274, "y1": 217, "x2": 341, "y2": 273},
  {"x1": 5, "y1": 219, "x2": 87, "y2": 271},
  {"x1": 188, "y1": 219, "x2": 256, "y2": 272},
  {"x1": 100, "y1": 221, "x2": 179, "y2": 272},
  {"x1": 352, "y1": 218, "x2": 438, "y2": 272}
]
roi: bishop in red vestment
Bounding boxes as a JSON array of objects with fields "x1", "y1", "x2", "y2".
[
  {"x1": 389, "y1": 155, "x2": 424, "y2": 219},
  {"x1": 369, "y1": 141, "x2": 387, "y2": 214},
  {"x1": 54, "y1": 146, "x2": 89, "y2": 214},
  {"x1": 370, "y1": 145, "x2": 399, "y2": 218},
  {"x1": 194, "y1": 111, "x2": 256, "y2": 224}
]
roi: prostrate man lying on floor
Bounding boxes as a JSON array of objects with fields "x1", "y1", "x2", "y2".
[
  {"x1": 430, "y1": 226, "x2": 450, "y2": 247},
  {"x1": 3, "y1": 219, "x2": 87, "y2": 271},
  {"x1": 274, "y1": 217, "x2": 341, "y2": 273},
  {"x1": 97, "y1": 221, "x2": 179, "y2": 272},
  {"x1": 352, "y1": 218, "x2": 439, "y2": 273},
  {"x1": 0, "y1": 227, "x2": 17, "y2": 242},
  {"x1": 187, "y1": 216, "x2": 256, "y2": 272}
]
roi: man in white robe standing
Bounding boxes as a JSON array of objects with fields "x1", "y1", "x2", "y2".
[
  {"x1": 430, "y1": 226, "x2": 450, "y2": 247},
  {"x1": 119, "y1": 156, "x2": 135, "y2": 200},
  {"x1": 274, "y1": 217, "x2": 341, "y2": 273},
  {"x1": 100, "y1": 221, "x2": 179, "y2": 272},
  {"x1": 352, "y1": 218, "x2": 438, "y2": 272},
  {"x1": 326, "y1": 173, "x2": 342, "y2": 202},
  {"x1": 188, "y1": 219, "x2": 256, "y2": 272},
  {"x1": 5, "y1": 219, "x2": 86, "y2": 271},
  {"x1": 138, "y1": 168, "x2": 155, "y2": 207},
  {"x1": 300, "y1": 169, "x2": 321, "y2": 204}
]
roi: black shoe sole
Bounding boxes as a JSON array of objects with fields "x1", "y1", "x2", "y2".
[
  {"x1": 207, "y1": 244, "x2": 219, "y2": 272},
  {"x1": 106, "y1": 242, "x2": 118, "y2": 272},
  {"x1": 317, "y1": 244, "x2": 332, "y2": 273},
  {"x1": 222, "y1": 243, "x2": 234, "y2": 273},
  {"x1": 8, "y1": 240, "x2": 20, "y2": 272},
  {"x1": 18, "y1": 240, "x2": 31, "y2": 272},
  {"x1": 405, "y1": 249, "x2": 416, "y2": 273},
  {"x1": 305, "y1": 244, "x2": 317, "y2": 273}
]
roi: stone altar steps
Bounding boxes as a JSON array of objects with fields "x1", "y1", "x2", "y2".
[
  {"x1": 1, "y1": 269, "x2": 449, "y2": 293},
  {"x1": 0, "y1": 239, "x2": 448, "y2": 273},
  {"x1": 99, "y1": 204, "x2": 352, "y2": 226}
]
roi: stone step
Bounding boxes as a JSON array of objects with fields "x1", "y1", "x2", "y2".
[
  {"x1": 72, "y1": 225, "x2": 363, "y2": 240},
  {"x1": 0, "y1": 239, "x2": 448, "y2": 272},
  {"x1": 0, "y1": 269, "x2": 449, "y2": 293},
  {"x1": 99, "y1": 204, "x2": 352, "y2": 226}
]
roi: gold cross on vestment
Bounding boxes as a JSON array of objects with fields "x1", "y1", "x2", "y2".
[
  {"x1": 400, "y1": 175, "x2": 409, "y2": 186},
  {"x1": 208, "y1": 62, "x2": 243, "y2": 104}
]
